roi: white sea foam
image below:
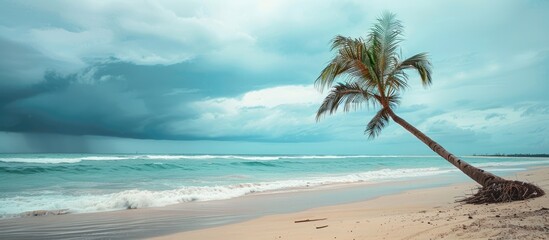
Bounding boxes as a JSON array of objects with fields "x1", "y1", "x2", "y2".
[
  {"x1": 0, "y1": 157, "x2": 89, "y2": 164},
  {"x1": 0, "y1": 156, "x2": 138, "y2": 164},
  {"x1": 0, "y1": 154, "x2": 441, "y2": 163},
  {"x1": 143, "y1": 155, "x2": 281, "y2": 161},
  {"x1": 0, "y1": 167, "x2": 456, "y2": 218},
  {"x1": 2, "y1": 155, "x2": 548, "y2": 166}
]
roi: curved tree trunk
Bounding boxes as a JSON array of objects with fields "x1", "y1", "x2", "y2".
[{"x1": 386, "y1": 109, "x2": 505, "y2": 187}]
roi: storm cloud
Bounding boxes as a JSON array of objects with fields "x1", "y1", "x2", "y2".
[{"x1": 0, "y1": 0, "x2": 548, "y2": 154}]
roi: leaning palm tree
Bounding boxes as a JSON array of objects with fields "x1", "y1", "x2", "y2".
[{"x1": 315, "y1": 12, "x2": 544, "y2": 204}]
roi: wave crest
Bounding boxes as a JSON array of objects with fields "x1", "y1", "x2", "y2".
[
  {"x1": 0, "y1": 154, "x2": 441, "y2": 164},
  {"x1": 0, "y1": 167, "x2": 454, "y2": 217}
]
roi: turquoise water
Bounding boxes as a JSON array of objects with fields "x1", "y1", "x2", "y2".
[{"x1": 1, "y1": 154, "x2": 548, "y2": 218}]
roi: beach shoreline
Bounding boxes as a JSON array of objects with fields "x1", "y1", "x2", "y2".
[
  {"x1": 0, "y1": 165, "x2": 547, "y2": 239},
  {"x1": 0, "y1": 174, "x2": 466, "y2": 239},
  {"x1": 151, "y1": 167, "x2": 549, "y2": 240}
]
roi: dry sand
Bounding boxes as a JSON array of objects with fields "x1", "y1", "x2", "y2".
[{"x1": 152, "y1": 167, "x2": 549, "y2": 240}]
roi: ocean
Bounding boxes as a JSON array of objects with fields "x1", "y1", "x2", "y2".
[{"x1": 1, "y1": 154, "x2": 548, "y2": 219}]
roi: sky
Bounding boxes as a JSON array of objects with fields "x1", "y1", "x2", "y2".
[{"x1": 0, "y1": 0, "x2": 548, "y2": 154}]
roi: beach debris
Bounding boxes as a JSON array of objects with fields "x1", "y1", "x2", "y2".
[
  {"x1": 458, "y1": 180, "x2": 545, "y2": 204},
  {"x1": 294, "y1": 218, "x2": 327, "y2": 223},
  {"x1": 316, "y1": 225, "x2": 329, "y2": 229},
  {"x1": 24, "y1": 209, "x2": 69, "y2": 217}
]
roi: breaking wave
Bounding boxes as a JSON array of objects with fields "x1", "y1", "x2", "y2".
[
  {"x1": 0, "y1": 154, "x2": 441, "y2": 164},
  {"x1": 0, "y1": 167, "x2": 453, "y2": 218}
]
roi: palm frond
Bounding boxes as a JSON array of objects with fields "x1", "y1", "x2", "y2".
[
  {"x1": 386, "y1": 94, "x2": 401, "y2": 108},
  {"x1": 365, "y1": 108, "x2": 390, "y2": 139},
  {"x1": 385, "y1": 71, "x2": 409, "y2": 92},
  {"x1": 316, "y1": 82, "x2": 373, "y2": 121},
  {"x1": 391, "y1": 53, "x2": 432, "y2": 87},
  {"x1": 369, "y1": 12, "x2": 404, "y2": 79},
  {"x1": 316, "y1": 36, "x2": 373, "y2": 92},
  {"x1": 331, "y1": 35, "x2": 356, "y2": 51},
  {"x1": 315, "y1": 56, "x2": 351, "y2": 91}
]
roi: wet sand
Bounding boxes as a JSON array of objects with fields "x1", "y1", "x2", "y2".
[
  {"x1": 0, "y1": 176, "x2": 461, "y2": 239},
  {"x1": 152, "y1": 167, "x2": 549, "y2": 240}
]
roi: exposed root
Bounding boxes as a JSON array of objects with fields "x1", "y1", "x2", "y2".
[{"x1": 459, "y1": 180, "x2": 545, "y2": 204}]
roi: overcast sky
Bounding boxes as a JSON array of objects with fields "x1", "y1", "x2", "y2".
[{"x1": 0, "y1": 0, "x2": 547, "y2": 154}]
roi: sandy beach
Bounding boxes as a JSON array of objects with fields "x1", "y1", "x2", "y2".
[
  {"x1": 152, "y1": 167, "x2": 549, "y2": 240},
  {"x1": 2, "y1": 2, "x2": 548, "y2": 240}
]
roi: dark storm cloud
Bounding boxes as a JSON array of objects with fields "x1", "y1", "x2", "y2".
[
  {"x1": 1, "y1": 1, "x2": 548, "y2": 154},
  {"x1": 0, "y1": 62, "x2": 193, "y2": 140},
  {"x1": 0, "y1": 38, "x2": 65, "y2": 86},
  {"x1": 0, "y1": 58, "x2": 321, "y2": 141}
]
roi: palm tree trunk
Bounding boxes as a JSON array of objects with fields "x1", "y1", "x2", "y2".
[{"x1": 386, "y1": 109, "x2": 505, "y2": 187}]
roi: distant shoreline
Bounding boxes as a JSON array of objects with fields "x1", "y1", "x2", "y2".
[{"x1": 473, "y1": 154, "x2": 549, "y2": 158}]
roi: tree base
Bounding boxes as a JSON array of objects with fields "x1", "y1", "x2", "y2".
[{"x1": 459, "y1": 180, "x2": 545, "y2": 204}]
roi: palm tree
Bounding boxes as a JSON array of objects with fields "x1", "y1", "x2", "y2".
[{"x1": 315, "y1": 12, "x2": 544, "y2": 203}]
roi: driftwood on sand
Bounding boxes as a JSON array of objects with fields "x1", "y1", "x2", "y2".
[{"x1": 294, "y1": 218, "x2": 327, "y2": 223}]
